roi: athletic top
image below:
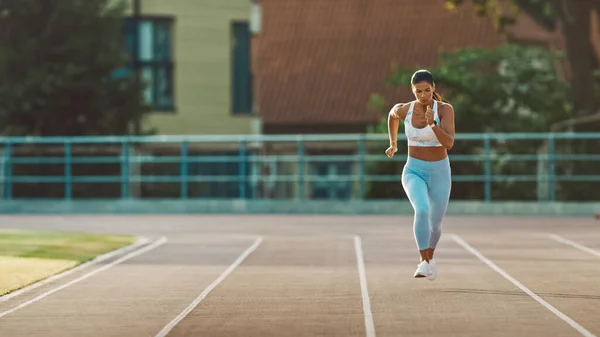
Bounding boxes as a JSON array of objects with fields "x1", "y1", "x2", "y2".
[{"x1": 404, "y1": 100, "x2": 442, "y2": 147}]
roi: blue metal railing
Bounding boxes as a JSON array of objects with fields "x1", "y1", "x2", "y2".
[{"x1": 0, "y1": 132, "x2": 598, "y2": 202}]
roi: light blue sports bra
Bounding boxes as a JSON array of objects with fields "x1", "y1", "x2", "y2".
[{"x1": 404, "y1": 100, "x2": 442, "y2": 147}]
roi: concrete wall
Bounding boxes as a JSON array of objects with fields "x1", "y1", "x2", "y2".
[{"x1": 0, "y1": 200, "x2": 598, "y2": 217}]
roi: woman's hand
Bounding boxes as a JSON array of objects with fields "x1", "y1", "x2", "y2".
[
  {"x1": 425, "y1": 105, "x2": 434, "y2": 126},
  {"x1": 385, "y1": 144, "x2": 398, "y2": 158}
]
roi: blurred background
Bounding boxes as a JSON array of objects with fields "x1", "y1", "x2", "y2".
[{"x1": 0, "y1": 0, "x2": 598, "y2": 215}]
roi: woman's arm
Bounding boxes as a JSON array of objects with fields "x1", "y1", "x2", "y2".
[
  {"x1": 430, "y1": 103, "x2": 455, "y2": 150},
  {"x1": 387, "y1": 103, "x2": 407, "y2": 146},
  {"x1": 385, "y1": 103, "x2": 408, "y2": 158}
]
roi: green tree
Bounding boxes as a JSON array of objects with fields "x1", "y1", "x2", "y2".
[
  {"x1": 0, "y1": 0, "x2": 152, "y2": 136},
  {"x1": 444, "y1": 0, "x2": 599, "y2": 117},
  {"x1": 367, "y1": 44, "x2": 573, "y2": 201}
]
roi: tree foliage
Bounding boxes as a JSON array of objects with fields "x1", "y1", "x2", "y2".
[
  {"x1": 387, "y1": 44, "x2": 572, "y2": 132},
  {"x1": 444, "y1": 0, "x2": 600, "y2": 116},
  {"x1": 0, "y1": 0, "x2": 152, "y2": 136},
  {"x1": 367, "y1": 44, "x2": 577, "y2": 201}
]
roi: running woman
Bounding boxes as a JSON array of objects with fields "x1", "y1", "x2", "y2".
[{"x1": 385, "y1": 69, "x2": 455, "y2": 280}]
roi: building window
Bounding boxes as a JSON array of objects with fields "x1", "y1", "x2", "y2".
[
  {"x1": 124, "y1": 17, "x2": 175, "y2": 112},
  {"x1": 231, "y1": 21, "x2": 253, "y2": 114}
]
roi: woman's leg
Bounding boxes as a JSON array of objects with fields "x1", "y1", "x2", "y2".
[
  {"x1": 427, "y1": 163, "x2": 452, "y2": 258},
  {"x1": 422, "y1": 161, "x2": 451, "y2": 281},
  {"x1": 401, "y1": 167, "x2": 431, "y2": 264}
]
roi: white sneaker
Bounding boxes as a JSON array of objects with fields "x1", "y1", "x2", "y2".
[
  {"x1": 413, "y1": 260, "x2": 432, "y2": 278},
  {"x1": 427, "y1": 259, "x2": 437, "y2": 281}
]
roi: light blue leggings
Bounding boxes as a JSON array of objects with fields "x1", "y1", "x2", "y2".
[{"x1": 401, "y1": 156, "x2": 452, "y2": 251}]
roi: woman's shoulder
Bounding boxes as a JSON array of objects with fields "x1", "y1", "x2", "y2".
[
  {"x1": 392, "y1": 101, "x2": 413, "y2": 111},
  {"x1": 437, "y1": 100, "x2": 453, "y2": 109},
  {"x1": 389, "y1": 101, "x2": 415, "y2": 120},
  {"x1": 436, "y1": 101, "x2": 454, "y2": 117}
]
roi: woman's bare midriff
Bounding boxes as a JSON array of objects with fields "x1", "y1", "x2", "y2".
[{"x1": 408, "y1": 146, "x2": 448, "y2": 162}]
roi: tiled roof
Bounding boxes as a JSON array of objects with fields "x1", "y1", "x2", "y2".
[
  {"x1": 505, "y1": 10, "x2": 562, "y2": 44},
  {"x1": 253, "y1": 0, "x2": 510, "y2": 126}
]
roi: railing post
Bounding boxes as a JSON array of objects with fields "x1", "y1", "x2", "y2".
[
  {"x1": 4, "y1": 142, "x2": 11, "y2": 200},
  {"x1": 238, "y1": 140, "x2": 247, "y2": 199},
  {"x1": 483, "y1": 135, "x2": 491, "y2": 202},
  {"x1": 120, "y1": 141, "x2": 129, "y2": 199},
  {"x1": 297, "y1": 137, "x2": 304, "y2": 200},
  {"x1": 548, "y1": 135, "x2": 556, "y2": 201},
  {"x1": 180, "y1": 141, "x2": 188, "y2": 199},
  {"x1": 64, "y1": 141, "x2": 72, "y2": 200},
  {"x1": 358, "y1": 134, "x2": 366, "y2": 200}
]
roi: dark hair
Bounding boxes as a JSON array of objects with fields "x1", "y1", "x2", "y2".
[{"x1": 411, "y1": 69, "x2": 448, "y2": 103}]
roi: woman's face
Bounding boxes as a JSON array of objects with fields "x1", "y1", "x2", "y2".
[{"x1": 412, "y1": 81, "x2": 435, "y2": 105}]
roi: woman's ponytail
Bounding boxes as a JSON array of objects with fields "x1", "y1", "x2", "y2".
[{"x1": 432, "y1": 91, "x2": 448, "y2": 103}]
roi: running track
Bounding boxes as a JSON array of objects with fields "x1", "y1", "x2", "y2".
[{"x1": 0, "y1": 215, "x2": 598, "y2": 337}]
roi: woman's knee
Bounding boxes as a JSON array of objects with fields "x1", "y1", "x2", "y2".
[{"x1": 414, "y1": 207, "x2": 430, "y2": 221}]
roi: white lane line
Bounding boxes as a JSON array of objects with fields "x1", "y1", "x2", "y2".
[
  {"x1": 154, "y1": 235, "x2": 264, "y2": 337},
  {"x1": 0, "y1": 236, "x2": 168, "y2": 319},
  {"x1": 452, "y1": 234, "x2": 596, "y2": 337},
  {"x1": 353, "y1": 235, "x2": 376, "y2": 337},
  {"x1": 0, "y1": 236, "x2": 151, "y2": 303},
  {"x1": 547, "y1": 234, "x2": 600, "y2": 258}
]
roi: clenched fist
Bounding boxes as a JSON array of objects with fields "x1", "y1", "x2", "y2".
[
  {"x1": 425, "y1": 105, "x2": 434, "y2": 126},
  {"x1": 385, "y1": 144, "x2": 398, "y2": 158}
]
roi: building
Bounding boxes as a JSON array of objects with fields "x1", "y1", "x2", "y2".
[
  {"x1": 118, "y1": 0, "x2": 584, "y2": 200},
  {"x1": 118, "y1": 0, "x2": 263, "y2": 198},
  {"x1": 250, "y1": 0, "x2": 507, "y2": 200},
  {"x1": 123, "y1": 0, "x2": 260, "y2": 136},
  {"x1": 248, "y1": 0, "x2": 565, "y2": 200}
]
